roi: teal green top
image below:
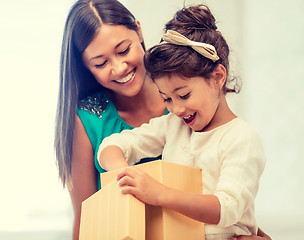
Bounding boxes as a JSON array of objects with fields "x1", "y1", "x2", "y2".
[{"x1": 77, "y1": 91, "x2": 168, "y2": 189}]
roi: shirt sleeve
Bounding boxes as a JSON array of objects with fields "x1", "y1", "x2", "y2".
[
  {"x1": 97, "y1": 114, "x2": 170, "y2": 166},
  {"x1": 214, "y1": 124, "x2": 266, "y2": 228}
]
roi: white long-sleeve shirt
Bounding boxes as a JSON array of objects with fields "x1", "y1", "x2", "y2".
[{"x1": 98, "y1": 113, "x2": 266, "y2": 238}]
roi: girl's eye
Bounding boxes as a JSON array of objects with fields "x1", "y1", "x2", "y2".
[
  {"x1": 164, "y1": 97, "x2": 172, "y2": 103},
  {"x1": 95, "y1": 61, "x2": 107, "y2": 69},
  {"x1": 118, "y1": 45, "x2": 130, "y2": 55},
  {"x1": 180, "y1": 92, "x2": 190, "y2": 100}
]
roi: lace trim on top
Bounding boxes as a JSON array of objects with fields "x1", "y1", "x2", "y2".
[{"x1": 78, "y1": 93, "x2": 109, "y2": 118}]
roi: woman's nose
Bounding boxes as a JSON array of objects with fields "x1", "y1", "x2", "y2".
[{"x1": 111, "y1": 58, "x2": 127, "y2": 77}]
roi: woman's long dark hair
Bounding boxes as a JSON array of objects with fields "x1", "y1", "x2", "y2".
[{"x1": 55, "y1": 0, "x2": 144, "y2": 186}]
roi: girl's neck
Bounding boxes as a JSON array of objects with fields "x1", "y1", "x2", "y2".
[{"x1": 203, "y1": 95, "x2": 237, "y2": 132}]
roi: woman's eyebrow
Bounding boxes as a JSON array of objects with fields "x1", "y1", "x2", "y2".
[
  {"x1": 89, "y1": 40, "x2": 128, "y2": 62},
  {"x1": 89, "y1": 54, "x2": 104, "y2": 62}
]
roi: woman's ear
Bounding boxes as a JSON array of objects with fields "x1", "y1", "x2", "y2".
[
  {"x1": 135, "y1": 19, "x2": 144, "y2": 43},
  {"x1": 212, "y1": 64, "x2": 227, "y2": 90}
]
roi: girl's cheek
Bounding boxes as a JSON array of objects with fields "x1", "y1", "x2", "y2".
[{"x1": 166, "y1": 104, "x2": 173, "y2": 113}]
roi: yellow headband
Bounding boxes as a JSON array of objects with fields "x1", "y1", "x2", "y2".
[{"x1": 162, "y1": 30, "x2": 219, "y2": 62}]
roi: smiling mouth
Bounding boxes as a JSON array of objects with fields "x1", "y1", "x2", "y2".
[
  {"x1": 115, "y1": 69, "x2": 135, "y2": 84},
  {"x1": 183, "y1": 113, "x2": 196, "y2": 124}
]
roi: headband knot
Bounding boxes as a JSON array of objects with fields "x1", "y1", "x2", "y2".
[{"x1": 162, "y1": 30, "x2": 219, "y2": 62}]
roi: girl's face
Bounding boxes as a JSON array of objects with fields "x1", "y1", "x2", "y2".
[
  {"x1": 155, "y1": 74, "x2": 223, "y2": 132},
  {"x1": 82, "y1": 23, "x2": 146, "y2": 97}
]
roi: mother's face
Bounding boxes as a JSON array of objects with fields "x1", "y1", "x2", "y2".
[{"x1": 82, "y1": 23, "x2": 146, "y2": 97}]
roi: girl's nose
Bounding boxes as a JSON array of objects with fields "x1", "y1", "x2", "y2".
[{"x1": 171, "y1": 102, "x2": 186, "y2": 117}]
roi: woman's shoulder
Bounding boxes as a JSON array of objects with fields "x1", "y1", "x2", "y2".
[{"x1": 77, "y1": 91, "x2": 132, "y2": 143}]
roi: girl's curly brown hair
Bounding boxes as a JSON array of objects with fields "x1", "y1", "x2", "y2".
[{"x1": 144, "y1": 4, "x2": 241, "y2": 94}]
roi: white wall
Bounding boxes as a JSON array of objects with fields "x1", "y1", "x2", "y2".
[
  {"x1": 0, "y1": 0, "x2": 73, "y2": 237},
  {"x1": 242, "y1": 0, "x2": 304, "y2": 238}
]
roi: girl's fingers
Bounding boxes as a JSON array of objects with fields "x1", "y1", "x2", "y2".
[
  {"x1": 117, "y1": 167, "x2": 133, "y2": 180},
  {"x1": 116, "y1": 166, "x2": 144, "y2": 181},
  {"x1": 120, "y1": 185, "x2": 136, "y2": 195},
  {"x1": 117, "y1": 175, "x2": 135, "y2": 187}
]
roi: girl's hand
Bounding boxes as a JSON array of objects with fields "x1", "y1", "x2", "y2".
[
  {"x1": 116, "y1": 167, "x2": 168, "y2": 206},
  {"x1": 116, "y1": 166, "x2": 221, "y2": 224}
]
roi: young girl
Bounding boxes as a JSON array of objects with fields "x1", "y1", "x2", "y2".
[{"x1": 98, "y1": 4, "x2": 266, "y2": 240}]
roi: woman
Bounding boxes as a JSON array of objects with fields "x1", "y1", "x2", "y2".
[{"x1": 55, "y1": 1, "x2": 271, "y2": 239}]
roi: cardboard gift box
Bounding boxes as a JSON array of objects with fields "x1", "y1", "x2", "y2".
[{"x1": 79, "y1": 160, "x2": 204, "y2": 240}]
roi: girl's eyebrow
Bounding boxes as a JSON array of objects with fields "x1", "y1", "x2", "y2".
[
  {"x1": 159, "y1": 86, "x2": 187, "y2": 95},
  {"x1": 173, "y1": 86, "x2": 187, "y2": 92},
  {"x1": 89, "y1": 40, "x2": 127, "y2": 62}
]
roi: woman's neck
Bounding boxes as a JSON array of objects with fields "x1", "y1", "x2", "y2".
[
  {"x1": 107, "y1": 78, "x2": 166, "y2": 127},
  {"x1": 110, "y1": 79, "x2": 163, "y2": 113}
]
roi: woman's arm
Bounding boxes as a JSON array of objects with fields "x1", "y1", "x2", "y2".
[
  {"x1": 257, "y1": 228, "x2": 272, "y2": 240},
  {"x1": 67, "y1": 115, "x2": 98, "y2": 240},
  {"x1": 230, "y1": 228, "x2": 272, "y2": 240},
  {"x1": 116, "y1": 167, "x2": 221, "y2": 224}
]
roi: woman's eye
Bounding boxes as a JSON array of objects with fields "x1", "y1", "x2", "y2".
[
  {"x1": 180, "y1": 93, "x2": 190, "y2": 100},
  {"x1": 118, "y1": 45, "x2": 130, "y2": 55},
  {"x1": 95, "y1": 61, "x2": 107, "y2": 69}
]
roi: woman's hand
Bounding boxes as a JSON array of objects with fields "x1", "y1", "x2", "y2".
[
  {"x1": 116, "y1": 167, "x2": 168, "y2": 206},
  {"x1": 230, "y1": 236, "x2": 270, "y2": 240},
  {"x1": 230, "y1": 228, "x2": 271, "y2": 240}
]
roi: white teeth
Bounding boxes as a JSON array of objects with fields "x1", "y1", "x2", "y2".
[
  {"x1": 115, "y1": 70, "x2": 135, "y2": 83},
  {"x1": 184, "y1": 114, "x2": 194, "y2": 120}
]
